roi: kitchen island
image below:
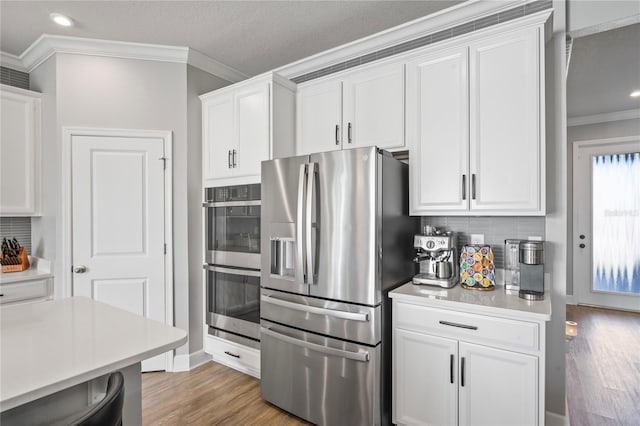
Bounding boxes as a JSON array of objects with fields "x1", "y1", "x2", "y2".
[{"x1": 0, "y1": 297, "x2": 187, "y2": 425}]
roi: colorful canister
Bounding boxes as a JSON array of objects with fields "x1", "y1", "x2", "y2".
[{"x1": 459, "y1": 245, "x2": 496, "y2": 291}]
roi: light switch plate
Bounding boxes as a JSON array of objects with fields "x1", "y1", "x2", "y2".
[{"x1": 471, "y1": 234, "x2": 485, "y2": 244}]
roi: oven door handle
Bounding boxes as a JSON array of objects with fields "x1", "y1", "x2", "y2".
[
  {"x1": 202, "y1": 200, "x2": 261, "y2": 208},
  {"x1": 261, "y1": 294, "x2": 369, "y2": 322},
  {"x1": 261, "y1": 327, "x2": 370, "y2": 362},
  {"x1": 204, "y1": 264, "x2": 261, "y2": 277}
]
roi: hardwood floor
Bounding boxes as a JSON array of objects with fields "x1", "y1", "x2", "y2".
[
  {"x1": 142, "y1": 361, "x2": 309, "y2": 425},
  {"x1": 566, "y1": 304, "x2": 640, "y2": 426}
]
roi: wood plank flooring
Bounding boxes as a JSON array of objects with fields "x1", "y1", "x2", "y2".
[
  {"x1": 566, "y1": 305, "x2": 640, "y2": 426},
  {"x1": 141, "y1": 361, "x2": 309, "y2": 425}
]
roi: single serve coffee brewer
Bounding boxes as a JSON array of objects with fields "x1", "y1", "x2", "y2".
[{"x1": 518, "y1": 240, "x2": 545, "y2": 300}]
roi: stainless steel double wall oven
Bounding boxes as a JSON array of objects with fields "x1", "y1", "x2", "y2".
[{"x1": 203, "y1": 184, "x2": 261, "y2": 348}]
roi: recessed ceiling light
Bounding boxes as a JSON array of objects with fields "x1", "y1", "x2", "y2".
[
  {"x1": 631, "y1": 90, "x2": 640, "y2": 98},
  {"x1": 50, "y1": 13, "x2": 73, "y2": 27}
]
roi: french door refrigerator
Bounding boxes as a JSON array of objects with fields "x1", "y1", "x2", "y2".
[{"x1": 260, "y1": 146, "x2": 418, "y2": 425}]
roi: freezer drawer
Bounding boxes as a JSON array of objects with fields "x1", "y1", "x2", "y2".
[
  {"x1": 261, "y1": 288, "x2": 381, "y2": 345},
  {"x1": 260, "y1": 320, "x2": 381, "y2": 426}
]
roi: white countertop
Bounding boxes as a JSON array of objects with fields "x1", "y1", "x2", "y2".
[
  {"x1": 390, "y1": 282, "x2": 552, "y2": 322},
  {"x1": 0, "y1": 297, "x2": 187, "y2": 411},
  {"x1": 0, "y1": 257, "x2": 53, "y2": 284}
]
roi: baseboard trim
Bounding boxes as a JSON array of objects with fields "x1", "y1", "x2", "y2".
[
  {"x1": 546, "y1": 410, "x2": 569, "y2": 426},
  {"x1": 172, "y1": 350, "x2": 212, "y2": 372}
]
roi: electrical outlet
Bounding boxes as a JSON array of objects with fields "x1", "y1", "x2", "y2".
[{"x1": 470, "y1": 234, "x2": 485, "y2": 244}]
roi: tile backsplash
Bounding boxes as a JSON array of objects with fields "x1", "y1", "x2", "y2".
[
  {"x1": 0, "y1": 217, "x2": 32, "y2": 255},
  {"x1": 421, "y1": 216, "x2": 545, "y2": 269}
]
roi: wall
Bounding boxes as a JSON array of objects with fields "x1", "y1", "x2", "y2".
[
  {"x1": 544, "y1": 0, "x2": 567, "y2": 418},
  {"x1": 567, "y1": 0, "x2": 640, "y2": 34},
  {"x1": 185, "y1": 65, "x2": 231, "y2": 355},
  {"x1": 566, "y1": 117, "x2": 640, "y2": 297}
]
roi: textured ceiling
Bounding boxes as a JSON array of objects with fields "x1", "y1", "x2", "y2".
[
  {"x1": 0, "y1": 1, "x2": 464, "y2": 77},
  {"x1": 567, "y1": 23, "x2": 640, "y2": 118}
]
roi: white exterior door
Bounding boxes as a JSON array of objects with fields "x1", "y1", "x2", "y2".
[
  {"x1": 573, "y1": 137, "x2": 640, "y2": 311},
  {"x1": 342, "y1": 62, "x2": 405, "y2": 150},
  {"x1": 393, "y1": 329, "x2": 458, "y2": 426},
  {"x1": 469, "y1": 27, "x2": 543, "y2": 213},
  {"x1": 296, "y1": 79, "x2": 342, "y2": 155},
  {"x1": 407, "y1": 47, "x2": 469, "y2": 214},
  {"x1": 458, "y1": 342, "x2": 538, "y2": 426},
  {"x1": 71, "y1": 133, "x2": 168, "y2": 371}
]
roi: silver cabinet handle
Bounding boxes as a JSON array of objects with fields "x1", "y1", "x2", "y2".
[
  {"x1": 347, "y1": 122, "x2": 352, "y2": 143},
  {"x1": 232, "y1": 149, "x2": 237, "y2": 168},
  {"x1": 261, "y1": 327, "x2": 369, "y2": 362},
  {"x1": 72, "y1": 265, "x2": 87, "y2": 273},
  {"x1": 297, "y1": 164, "x2": 307, "y2": 283},
  {"x1": 335, "y1": 124, "x2": 340, "y2": 145},
  {"x1": 471, "y1": 174, "x2": 477, "y2": 200},
  {"x1": 204, "y1": 264, "x2": 260, "y2": 277},
  {"x1": 228, "y1": 150, "x2": 232, "y2": 168},
  {"x1": 462, "y1": 174, "x2": 467, "y2": 200},
  {"x1": 261, "y1": 295, "x2": 369, "y2": 322},
  {"x1": 305, "y1": 162, "x2": 315, "y2": 285},
  {"x1": 439, "y1": 320, "x2": 478, "y2": 330}
]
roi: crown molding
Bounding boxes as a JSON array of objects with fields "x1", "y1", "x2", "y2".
[
  {"x1": 568, "y1": 109, "x2": 640, "y2": 127},
  {"x1": 568, "y1": 13, "x2": 639, "y2": 39},
  {"x1": 15, "y1": 34, "x2": 246, "y2": 83},
  {"x1": 275, "y1": 0, "x2": 531, "y2": 79},
  {"x1": 0, "y1": 51, "x2": 27, "y2": 72},
  {"x1": 187, "y1": 49, "x2": 247, "y2": 83}
]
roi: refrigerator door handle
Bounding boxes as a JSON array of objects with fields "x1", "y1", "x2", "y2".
[
  {"x1": 261, "y1": 294, "x2": 370, "y2": 322},
  {"x1": 261, "y1": 327, "x2": 370, "y2": 362},
  {"x1": 297, "y1": 164, "x2": 307, "y2": 283},
  {"x1": 305, "y1": 162, "x2": 315, "y2": 285}
]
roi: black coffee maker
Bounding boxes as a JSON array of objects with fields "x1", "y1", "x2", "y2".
[{"x1": 518, "y1": 241, "x2": 544, "y2": 301}]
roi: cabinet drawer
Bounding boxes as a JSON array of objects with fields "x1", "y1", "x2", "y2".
[
  {"x1": 395, "y1": 301, "x2": 539, "y2": 352},
  {"x1": 205, "y1": 334, "x2": 260, "y2": 378},
  {"x1": 0, "y1": 278, "x2": 52, "y2": 305}
]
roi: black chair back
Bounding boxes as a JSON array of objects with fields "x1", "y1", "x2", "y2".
[{"x1": 67, "y1": 371, "x2": 125, "y2": 426}]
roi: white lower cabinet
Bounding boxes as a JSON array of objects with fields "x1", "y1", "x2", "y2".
[
  {"x1": 393, "y1": 300, "x2": 543, "y2": 426},
  {"x1": 204, "y1": 334, "x2": 260, "y2": 378},
  {"x1": 0, "y1": 277, "x2": 52, "y2": 305}
]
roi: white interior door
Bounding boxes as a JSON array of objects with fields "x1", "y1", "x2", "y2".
[
  {"x1": 71, "y1": 133, "x2": 168, "y2": 371},
  {"x1": 573, "y1": 136, "x2": 640, "y2": 311}
]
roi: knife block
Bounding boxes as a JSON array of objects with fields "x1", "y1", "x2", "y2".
[{"x1": 1, "y1": 247, "x2": 30, "y2": 272}]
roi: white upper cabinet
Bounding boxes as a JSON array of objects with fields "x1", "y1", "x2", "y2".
[
  {"x1": 469, "y1": 27, "x2": 542, "y2": 213},
  {"x1": 408, "y1": 21, "x2": 546, "y2": 216},
  {"x1": 296, "y1": 79, "x2": 342, "y2": 155},
  {"x1": 297, "y1": 61, "x2": 405, "y2": 155},
  {"x1": 201, "y1": 73, "x2": 296, "y2": 187},
  {"x1": 407, "y1": 47, "x2": 469, "y2": 213},
  {"x1": 0, "y1": 84, "x2": 42, "y2": 216}
]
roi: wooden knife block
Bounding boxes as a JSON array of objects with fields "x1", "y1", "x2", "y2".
[{"x1": 1, "y1": 247, "x2": 30, "y2": 272}]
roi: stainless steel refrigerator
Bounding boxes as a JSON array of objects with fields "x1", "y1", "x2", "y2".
[{"x1": 260, "y1": 146, "x2": 418, "y2": 425}]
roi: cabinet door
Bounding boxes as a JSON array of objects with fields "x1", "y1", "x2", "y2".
[
  {"x1": 407, "y1": 47, "x2": 469, "y2": 215},
  {"x1": 234, "y1": 82, "x2": 269, "y2": 177},
  {"x1": 203, "y1": 94, "x2": 234, "y2": 182},
  {"x1": 296, "y1": 79, "x2": 342, "y2": 155},
  {"x1": 342, "y1": 62, "x2": 405, "y2": 150},
  {"x1": 469, "y1": 27, "x2": 543, "y2": 213},
  {"x1": 459, "y1": 342, "x2": 538, "y2": 426},
  {"x1": 394, "y1": 329, "x2": 458, "y2": 426},
  {"x1": 0, "y1": 87, "x2": 41, "y2": 215}
]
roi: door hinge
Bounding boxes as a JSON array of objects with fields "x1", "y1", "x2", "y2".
[
  {"x1": 164, "y1": 243, "x2": 167, "y2": 254},
  {"x1": 159, "y1": 157, "x2": 167, "y2": 170}
]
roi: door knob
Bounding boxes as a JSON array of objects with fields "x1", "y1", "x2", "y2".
[{"x1": 72, "y1": 265, "x2": 87, "y2": 273}]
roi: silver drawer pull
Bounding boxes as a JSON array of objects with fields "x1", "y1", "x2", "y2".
[
  {"x1": 261, "y1": 327, "x2": 369, "y2": 362},
  {"x1": 439, "y1": 320, "x2": 478, "y2": 330},
  {"x1": 261, "y1": 295, "x2": 369, "y2": 322}
]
